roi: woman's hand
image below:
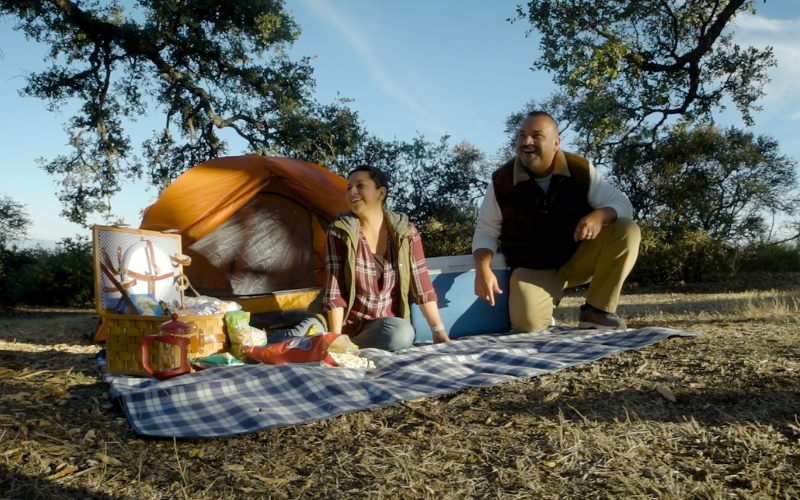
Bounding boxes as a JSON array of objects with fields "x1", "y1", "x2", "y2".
[
  {"x1": 419, "y1": 301, "x2": 450, "y2": 343},
  {"x1": 433, "y1": 330, "x2": 451, "y2": 343}
]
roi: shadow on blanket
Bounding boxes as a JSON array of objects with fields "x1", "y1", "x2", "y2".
[{"x1": 102, "y1": 326, "x2": 699, "y2": 438}]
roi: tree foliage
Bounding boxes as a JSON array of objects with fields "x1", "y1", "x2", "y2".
[
  {"x1": 512, "y1": 0, "x2": 776, "y2": 159},
  {"x1": 1, "y1": 0, "x2": 363, "y2": 226},
  {"x1": 613, "y1": 123, "x2": 799, "y2": 245},
  {"x1": 0, "y1": 195, "x2": 31, "y2": 248}
]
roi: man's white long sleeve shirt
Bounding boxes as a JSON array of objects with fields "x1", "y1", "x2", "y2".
[{"x1": 472, "y1": 160, "x2": 634, "y2": 255}]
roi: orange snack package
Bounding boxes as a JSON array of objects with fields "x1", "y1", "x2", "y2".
[{"x1": 243, "y1": 332, "x2": 357, "y2": 366}]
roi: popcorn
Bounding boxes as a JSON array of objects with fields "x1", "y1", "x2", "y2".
[{"x1": 328, "y1": 352, "x2": 376, "y2": 370}]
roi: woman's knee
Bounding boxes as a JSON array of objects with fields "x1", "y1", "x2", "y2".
[
  {"x1": 354, "y1": 317, "x2": 415, "y2": 351},
  {"x1": 376, "y1": 317, "x2": 415, "y2": 350},
  {"x1": 385, "y1": 318, "x2": 415, "y2": 350}
]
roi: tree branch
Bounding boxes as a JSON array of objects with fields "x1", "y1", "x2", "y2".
[
  {"x1": 46, "y1": 0, "x2": 271, "y2": 145},
  {"x1": 638, "y1": 0, "x2": 747, "y2": 73}
]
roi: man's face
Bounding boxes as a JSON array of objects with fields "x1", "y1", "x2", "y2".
[{"x1": 515, "y1": 115, "x2": 561, "y2": 178}]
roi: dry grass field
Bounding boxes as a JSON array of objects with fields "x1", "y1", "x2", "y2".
[{"x1": 1, "y1": 273, "x2": 799, "y2": 499}]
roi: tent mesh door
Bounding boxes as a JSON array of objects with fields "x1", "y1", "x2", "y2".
[{"x1": 185, "y1": 193, "x2": 315, "y2": 297}]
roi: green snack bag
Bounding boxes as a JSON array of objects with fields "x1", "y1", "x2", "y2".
[{"x1": 225, "y1": 310, "x2": 267, "y2": 361}]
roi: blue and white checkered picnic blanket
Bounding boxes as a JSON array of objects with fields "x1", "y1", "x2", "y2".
[{"x1": 103, "y1": 327, "x2": 699, "y2": 438}]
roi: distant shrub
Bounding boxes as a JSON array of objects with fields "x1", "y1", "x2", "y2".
[
  {"x1": 739, "y1": 242, "x2": 800, "y2": 273},
  {"x1": 0, "y1": 237, "x2": 93, "y2": 308},
  {"x1": 418, "y1": 216, "x2": 476, "y2": 258},
  {"x1": 30, "y1": 237, "x2": 94, "y2": 307},
  {"x1": 0, "y1": 246, "x2": 41, "y2": 307},
  {"x1": 628, "y1": 223, "x2": 800, "y2": 285},
  {"x1": 628, "y1": 225, "x2": 735, "y2": 285}
]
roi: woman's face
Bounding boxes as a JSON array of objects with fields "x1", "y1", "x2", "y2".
[{"x1": 346, "y1": 170, "x2": 386, "y2": 214}]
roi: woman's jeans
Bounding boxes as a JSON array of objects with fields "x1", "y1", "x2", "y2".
[{"x1": 266, "y1": 316, "x2": 415, "y2": 351}]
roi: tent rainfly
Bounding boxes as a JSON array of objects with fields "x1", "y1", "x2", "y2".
[{"x1": 140, "y1": 155, "x2": 348, "y2": 328}]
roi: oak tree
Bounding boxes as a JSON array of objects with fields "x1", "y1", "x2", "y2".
[
  {"x1": 1, "y1": 0, "x2": 362, "y2": 225},
  {"x1": 614, "y1": 123, "x2": 799, "y2": 244},
  {"x1": 512, "y1": 0, "x2": 776, "y2": 158}
]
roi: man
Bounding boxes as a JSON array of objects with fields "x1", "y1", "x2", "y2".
[{"x1": 472, "y1": 111, "x2": 641, "y2": 332}]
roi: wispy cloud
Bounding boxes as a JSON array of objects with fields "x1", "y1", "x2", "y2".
[
  {"x1": 735, "y1": 14, "x2": 800, "y2": 33},
  {"x1": 297, "y1": 0, "x2": 447, "y2": 135},
  {"x1": 735, "y1": 14, "x2": 800, "y2": 121}
]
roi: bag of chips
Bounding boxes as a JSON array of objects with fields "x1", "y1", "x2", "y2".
[
  {"x1": 224, "y1": 310, "x2": 267, "y2": 361},
  {"x1": 243, "y1": 332, "x2": 358, "y2": 366}
]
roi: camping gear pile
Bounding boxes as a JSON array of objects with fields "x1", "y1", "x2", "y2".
[
  {"x1": 92, "y1": 225, "x2": 234, "y2": 377},
  {"x1": 91, "y1": 222, "x2": 372, "y2": 378},
  {"x1": 91, "y1": 157, "x2": 371, "y2": 379}
]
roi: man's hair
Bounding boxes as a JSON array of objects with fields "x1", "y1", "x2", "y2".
[
  {"x1": 347, "y1": 165, "x2": 390, "y2": 198},
  {"x1": 525, "y1": 110, "x2": 559, "y2": 131}
]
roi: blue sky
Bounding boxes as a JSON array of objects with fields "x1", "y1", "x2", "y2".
[{"x1": 1, "y1": 0, "x2": 799, "y2": 243}]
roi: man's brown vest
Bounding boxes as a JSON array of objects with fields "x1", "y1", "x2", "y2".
[{"x1": 493, "y1": 152, "x2": 593, "y2": 271}]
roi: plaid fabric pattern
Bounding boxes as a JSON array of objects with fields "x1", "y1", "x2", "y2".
[
  {"x1": 103, "y1": 326, "x2": 699, "y2": 438},
  {"x1": 407, "y1": 226, "x2": 437, "y2": 304},
  {"x1": 324, "y1": 222, "x2": 436, "y2": 322}
]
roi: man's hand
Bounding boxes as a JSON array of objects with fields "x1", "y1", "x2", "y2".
[
  {"x1": 574, "y1": 208, "x2": 617, "y2": 241},
  {"x1": 475, "y1": 267, "x2": 503, "y2": 306},
  {"x1": 473, "y1": 248, "x2": 503, "y2": 306}
]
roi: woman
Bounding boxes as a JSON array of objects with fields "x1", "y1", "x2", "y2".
[{"x1": 268, "y1": 165, "x2": 450, "y2": 350}]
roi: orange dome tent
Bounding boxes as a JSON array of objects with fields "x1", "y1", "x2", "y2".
[{"x1": 139, "y1": 155, "x2": 348, "y2": 328}]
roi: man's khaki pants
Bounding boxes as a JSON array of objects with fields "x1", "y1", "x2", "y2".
[{"x1": 508, "y1": 218, "x2": 641, "y2": 333}]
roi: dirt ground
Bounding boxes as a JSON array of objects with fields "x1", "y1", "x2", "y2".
[{"x1": 1, "y1": 273, "x2": 799, "y2": 499}]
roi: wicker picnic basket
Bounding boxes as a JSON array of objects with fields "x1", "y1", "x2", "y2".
[
  {"x1": 100, "y1": 312, "x2": 228, "y2": 376},
  {"x1": 92, "y1": 225, "x2": 230, "y2": 376}
]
